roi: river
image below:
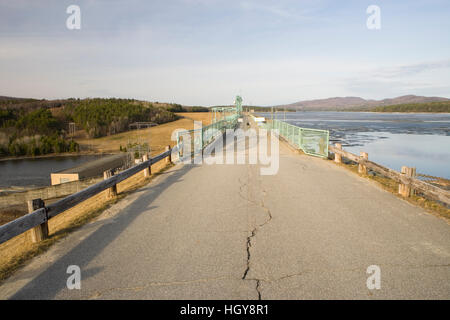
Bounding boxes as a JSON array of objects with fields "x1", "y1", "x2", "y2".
[{"x1": 258, "y1": 111, "x2": 450, "y2": 179}]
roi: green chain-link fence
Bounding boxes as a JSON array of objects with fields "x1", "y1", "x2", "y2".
[
  {"x1": 176, "y1": 114, "x2": 239, "y2": 160},
  {"x1": 264, "y1": 119, "x2": 329, "y2": 158}
]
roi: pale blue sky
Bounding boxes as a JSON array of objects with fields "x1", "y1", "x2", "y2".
[{"x1": 1, "y1": 0, "x2": 449, "y2": 105}]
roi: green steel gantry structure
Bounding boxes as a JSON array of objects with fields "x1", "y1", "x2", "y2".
[{"x1": 210, "y1": 95, "x2": 242, "y2": 123}]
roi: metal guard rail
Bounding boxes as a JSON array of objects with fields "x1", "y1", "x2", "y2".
[{"x1": 0, "y1": 146, "x2": 177, "y2": 245}]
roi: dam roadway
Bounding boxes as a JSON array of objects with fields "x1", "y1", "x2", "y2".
[{"x1": 0, "y1": 122, "x2": 449, "y2": 299}]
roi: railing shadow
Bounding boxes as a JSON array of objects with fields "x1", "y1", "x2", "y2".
[{"x1": 9, "y1": 163, "x2": 194, "y2": 299}]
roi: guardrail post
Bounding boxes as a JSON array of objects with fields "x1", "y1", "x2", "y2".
[
  {"x1": 358, "y1": 152, "x2": 368, "y2": 175},
  {"x1": 201, "y1": 128, "x2": 204, "y2": 157},
  {"x1": 399, "y1": 166, "x2": 408, "y2": 197},
  {"x1": 142, "y1": 154, "x2": 151, "y2": 177},
  {"x1": 103, "y1": 169, "x2": 117, "y2": 199},
  {"x1": 166, "y1": 145, "x2": 171, "y2": 164},
  {"x1": 410, "y1": 167, "x2": 417, "y2": 195},
  {"x1": 179, "y1": 142, "x2": 184, "y2": 160},
  {"x1": 334, "y1": 143, "x2": 342, "y2": 163},
  {"x1": 300, "y1": 128, "x2": 303, "y2": 148},
  {"x1": 399, "y1": 166, "x2": 416, "y2": 197},
  {"x1": 27, "y1": 198, "x2": 48, "y2": 243}
]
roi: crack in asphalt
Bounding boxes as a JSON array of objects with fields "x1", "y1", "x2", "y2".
[
  {"x1": 86, "y1": 262, "x2": 450, "y2": 299},
  {"x1": 256, "y1": 280, "x2": 262, "y2": 300},
  {"x1": 242, "y1": 228, "x2": 256, "y2": 280},
  {"x1": 239, "y1": 166, "x2": 273, "y2": 300}
]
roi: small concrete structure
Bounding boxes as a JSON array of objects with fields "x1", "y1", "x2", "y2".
[{"x1": 51, "y1": 154, "x2": 129, "y2": 185}]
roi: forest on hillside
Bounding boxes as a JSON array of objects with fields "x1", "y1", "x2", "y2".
[
  {"x1": 0, "y1": 107, "x2": 78, "y2": 157},
  {"x1": 371, "y1": 101, "x2": 450, "y2": 113},
  {"x1": 64, "y1": 98, "x2": 178, "y2": 138},
  {"x1": 0, "y1": 98, "x2": 184, "y2": 157}
]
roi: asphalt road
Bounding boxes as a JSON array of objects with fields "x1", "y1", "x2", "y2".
[{"x1": 1, "y1": 119, "x2": 449, "y2": 299}]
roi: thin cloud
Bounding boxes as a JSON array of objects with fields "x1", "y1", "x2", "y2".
[
  {"x1": 340, "y1": 60, "x2": 450, "y2": 99},
  {"x1": 372, "y1": 60, "x2": 450, "y2": 79}
]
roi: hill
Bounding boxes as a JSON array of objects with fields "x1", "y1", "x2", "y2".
[
  {"x1": 0, "y1": 97, "x2": 185, "y2": 157},
  {"x1": 371, "y1": 101, "x2": 450, "y2": 113},
  {"x1": 274, "y1": 95, "x2": 449, "y2": 111}
]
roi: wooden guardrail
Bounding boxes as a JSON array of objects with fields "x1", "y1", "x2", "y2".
[
  {"x1": 329, "y1": 144, "x2": 450, "y2": 206},
  {"x1": 0, "y1": 145, "x2": 176, "y2": 245}
]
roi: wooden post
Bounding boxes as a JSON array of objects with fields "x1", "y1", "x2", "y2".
[
  {"x1": 358, "y1": 152, "x2": 368, "y2": 175},
  {"x1": 334, "y1": 143, "x2": 342, "y2": 163},
  {"x1": 399, "y1": 166, "x2": 416, "y2": 197},
  {"x1": 27, "y1": 198, "x2": 48, "y2": 243},
  {"x1": 399, "y1": 166, "x2": 408, "y2": 196},
  {"x1": 179, "y1": 136, "x2": 184, "y2": 160},
  {"x1": 103, "y1": 169, "x2": 117, "y2": 199},
  {"x1": 410, "y1": 167, "x2": 416, "y2": 196},
  {"x1": 165, "y1": 145, "x2": 171, "y2": 164},
  {"x1": 142, "y1": 154, "x2": 150, "y2": 177}
]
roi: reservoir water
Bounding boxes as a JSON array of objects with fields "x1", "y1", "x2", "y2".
[
  {"x1": 0, "y1": 155, "x2": 103, "y2": 189},
  {"x1": 258, "y1": 112, "x2": 450, "y2": 179}
]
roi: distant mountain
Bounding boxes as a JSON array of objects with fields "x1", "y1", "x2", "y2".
[{"x1": 274, "y1": 95, "x2": 450, "y2": 111}]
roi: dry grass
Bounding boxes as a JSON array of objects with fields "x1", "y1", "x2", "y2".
[
  {"x1": 76, "y1": 112, "x2": 212, "y2": 155},
  {"x1": 0, "y1": 206, "x2": 25, "y2": 225}
]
